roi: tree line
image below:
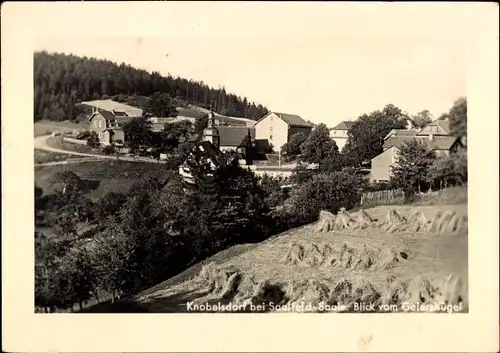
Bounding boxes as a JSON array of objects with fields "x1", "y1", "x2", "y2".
[{"x1": 34, "y1": 51, "x2": 269, "y2": 122}]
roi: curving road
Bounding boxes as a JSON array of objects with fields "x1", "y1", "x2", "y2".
[
  {"x1": 34, "y1": 135, "x2": 167, "y2": 164},
  {"x1": 35, "y1": 135, "x2": 118, "y2": 159}
]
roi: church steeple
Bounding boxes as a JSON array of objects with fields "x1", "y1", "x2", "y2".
[{"x1": 202, "y1": 103, "x2": 220, "y2": 149}]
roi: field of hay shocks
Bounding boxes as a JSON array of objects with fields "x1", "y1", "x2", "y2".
[{"x1": 128, "y1": 203, "x2": 468, "y2": 313}]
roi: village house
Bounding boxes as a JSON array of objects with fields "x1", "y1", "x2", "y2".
[
  {"x1": 87, "y1": 108, "x2": 135, "y2": 144},
  {"x1": 253, "y1": 112, "x2": 313, "y2": 153},
  {"x1": 179, "y1": 109, "x2": 254, "y2": 184},
  {"x1": 329, "y1": 121, "x2": 355, "y2": 151},
  {"x1": 83, "y1": 100, "x2": 143, "y2": 144},
  {"x1": 369, "y1": 119, "x2": 463, "y2": 183}
]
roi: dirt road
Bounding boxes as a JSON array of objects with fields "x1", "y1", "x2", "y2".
[{"x1": 34, "y1": 135, "x2": 167, "y2": 164}]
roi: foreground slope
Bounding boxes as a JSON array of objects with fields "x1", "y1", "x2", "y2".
[{"x1": 86, "y1": 201, "x2": 468, "y2": 313}]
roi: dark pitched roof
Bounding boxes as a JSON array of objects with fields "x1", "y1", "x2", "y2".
[
  {"x1": 217, "y1": 126, "x2": 252, "y2": 147},
  {"x1": 331, "y1": 121, "x2": 355, "y2": 130},
  {"x1": 88, "y1": 109, "x2": 116, "y2": 122},
  {"x1": 275, "y1": 112, "x2": 312, "y2": 127},
  {"x1": 383, "y1": 135, "x2": 459, "y2": 151}
]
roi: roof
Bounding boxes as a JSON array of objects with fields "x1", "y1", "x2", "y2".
[
  {"x1": 331, "y1": 121, "x2": 355, "y2": 130},
  {"x1": 81, "y1": 99, "x2": 143, "y2": 117},
  {"x1": 382, "y1": 135, "x2": 459, "y2": 151},
  {"x1": 254, "y1": 112, "x2": 312, "y2": 127},
  {"x1": 217, "y1": 126, "x2": 253, "y2": 147},
  {"x1": 274, "y1": 112, "x2": 312, "y2": 127},
  {"x1": 383, "y1": 129, "x2": 417, "y2": 140},
  {"x1": 88, "y1": 109, "x2": 116, "y2": 122},
  {"x1": 113, "y1": 110, "x2": 128, "y2": 117},
  {"x1": 416, "y1": 119, "x2": 451, "y2": 135}
]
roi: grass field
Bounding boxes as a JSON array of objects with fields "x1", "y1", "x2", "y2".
[
  {"x1": 82, "y1": 189, "x2": 468, "y2": 313},
  {"x1": 34, "y1": 120, "x2": 86, "y2": 137},
  {"x1": 35, "y1": 160, "x2": 169, "y2": 200},
  {"x1": 34, "y1": 150, "x2": 72, "y2": 164},
  {"x1": 45, "y1": 136, "x2": 99, "y2": 154}
]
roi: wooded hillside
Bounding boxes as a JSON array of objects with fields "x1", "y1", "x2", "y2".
[{"x1": 34, "y1": 51, "x2": 269, "y2": 121}]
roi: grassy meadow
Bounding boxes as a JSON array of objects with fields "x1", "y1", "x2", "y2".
[{"x1": 35, "y1": 160, "x2": 169, "y2": 200}]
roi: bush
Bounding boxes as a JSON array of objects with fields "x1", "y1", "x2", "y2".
[
  {"x1": 287, "y1": 170, "x2": 367, "y2": 224},
  {"x1": 103, "y1": 144, "x2": 116, "y2": 155},
  {"x1": 290, "y1": 162, "x2": 316, "y2": 185},
  {"x1": 427, "y1": 150, "x2": 467, "y2": 190},
  {"x1": 365, "y1": 180, "x2": 396, "y2": 192},
  {"x1": 259, "y1": 174, "x2": 287, "y2": 208},
  {"x1": 87, "y1": 131, "x2": 100, "y2": 148}
]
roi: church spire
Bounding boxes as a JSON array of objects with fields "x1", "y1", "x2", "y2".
[
  {"x1": 208, "y1": 102, "x2": 215, "y2": 127},
  {"x1": 202, "y1": 101, "x2": 220, "y2": 149}
]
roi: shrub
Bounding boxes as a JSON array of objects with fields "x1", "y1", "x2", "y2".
[
  {"x1": 427, "y1": 150, "x2": 467, "y2": 190},
  {"x1": 290, "y1": 162, "x2": 316, "y2": 185},
  {"x1": 259, "y1": 174, "x2": 287, "y2": 208},
  {"x1": 103, "y1": 144, "x2": 116, "y2": 155},
  {"x1": 76, "y1": 130, "x2": 90, "y2": 140},
  {"x1": 86, "y1": 131, "x2": 100, "y2": 148},
  {"x1": 281, "y1": 132, "x2": 308, "y2": 157},
  {"x1": 287, "y1": 170, "x2": 367, "y2": 224}
]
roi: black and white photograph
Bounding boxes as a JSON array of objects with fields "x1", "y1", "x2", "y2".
[
  {"x1": 33, "y1": 38, "x2": 469, "y2": 314},
  {"x1": 3, "y1": 2, "x2": 499, "y2": 352}
]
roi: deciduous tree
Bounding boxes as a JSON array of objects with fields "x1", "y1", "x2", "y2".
[
  {"x1": 342, "y1": 104, "x2": 410, "y2": 166},
  {"x1": 300, "y1": 123, "x2": 342, "y2": 171},
  {"x1": 390, "y1": 140, "x2": 437, "y2": 193}
]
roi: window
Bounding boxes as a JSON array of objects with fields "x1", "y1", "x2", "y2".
[
  {"x1": 269, "y1": 126, "x2": 273, "y2": 133},
  {"x1": 98, "y1": 131, "x2": 103, "y2": 139},
  {"x1": 270, "y1": 135, "x2": 273, "y2": 141}
]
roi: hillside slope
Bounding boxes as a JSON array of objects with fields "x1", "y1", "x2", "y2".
[{"x1": 84, "y1": 202, "x2": 468, "y2": 313}]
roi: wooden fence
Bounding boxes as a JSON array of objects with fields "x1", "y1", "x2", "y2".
[{"x1": 360, "y1": 189, "x2": 405, "y2": 207}]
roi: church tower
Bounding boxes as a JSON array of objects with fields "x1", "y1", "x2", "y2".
[{"x1": 202, "y1": 104, "x2": 220, "y2": 149}]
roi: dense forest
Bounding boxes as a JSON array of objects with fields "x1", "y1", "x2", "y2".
[{"x1": 34, "y1": 51, "x2": 269, "y2": 122}]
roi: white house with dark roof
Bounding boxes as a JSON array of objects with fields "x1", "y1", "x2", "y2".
[
  {"x1": 329, "y1": 121, "x2": 355, "y2": 151},
  {"x1": 87, "y1": 108, "x2": 135, "y2": 144},
  {"x1": 253, "y1": 112, "x2": 313, "y2": 153}
]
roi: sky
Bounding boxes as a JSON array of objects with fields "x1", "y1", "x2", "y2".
[{"x1": 32, "y1": 2, "x2": 471, "y2": 126}]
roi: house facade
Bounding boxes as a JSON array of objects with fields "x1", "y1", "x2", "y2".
[
  {"x1": 369, "y1": 119, "x2": 462, "y2": 183},
  {"x1": 88, "y1": 108, "x2": 130, "y2": 144},
  {"x1": 253, "y1": 112, "x2": 312, "y2": 153},
  {"x1": 370, "y1": 146, "x2": 400, "y2": 183},
  {"x1": 329, "y1": 121, "x2": 355, "y2": 151}
]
